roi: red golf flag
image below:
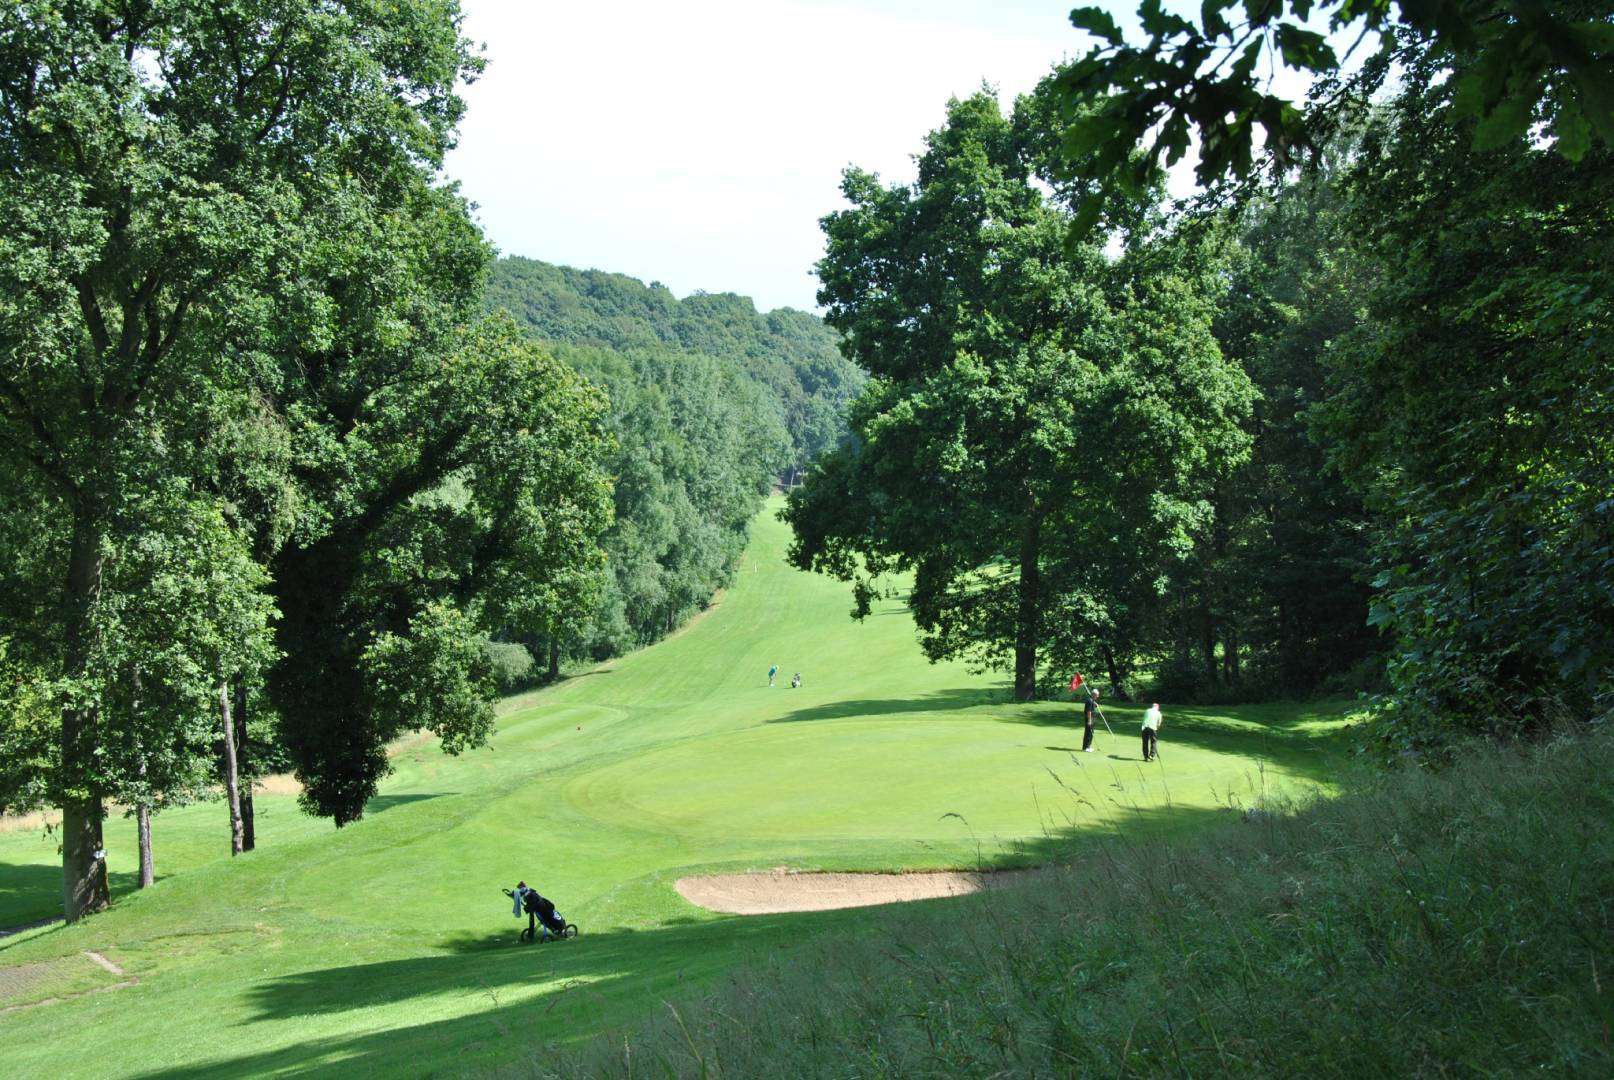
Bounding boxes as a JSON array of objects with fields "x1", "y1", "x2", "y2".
[{"x1": 1069, "y1": 673, "x2": 1084, "y2": 691}]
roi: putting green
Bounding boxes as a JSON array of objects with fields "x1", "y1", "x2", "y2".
[{"x1": 0, "y1": 499, "x2": 1353, "y2": 1076}]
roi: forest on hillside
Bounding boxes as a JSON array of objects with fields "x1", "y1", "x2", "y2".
[
  {"x1": 487, "y1": 257, "x2": 865, "y2": 484},
  {"x1": 481, "y1": 257, "x2": 865, "y2": 672}
]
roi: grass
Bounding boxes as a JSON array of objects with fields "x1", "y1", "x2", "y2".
[
  {"x1": 556, "y1": 728, "x2": 1614, "y2": 1077},
  {"x1": 0, "y1": 499, "x2": 1352, "y2": 1076}
]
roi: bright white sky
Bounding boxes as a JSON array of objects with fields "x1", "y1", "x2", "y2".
[
  {"x1": 444, "y1": 0, "x2": 1098, "y2": 312},
  {"x1": 443, "y1": 2, "x2": 1323, "y2": 314}
]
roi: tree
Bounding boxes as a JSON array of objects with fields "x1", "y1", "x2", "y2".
[
  {"x1": 0, "y1": 0, "x2": 480, "y2": 919},
  {"x1": 1039, "y1": 232, "x2": 1257, "y2": 699},
  {"x1": 1152, "y1": 163, "x2": 1377, "y2": 700},
  {"x1": 0, "y1": 476, "x2": 276, "y2": 890},
  {"x1": 1315, "y1": 61, "x2": 1614, "y2": 751},
  {"x1": 268, "y1": 299, "x2": 614, "y2": 824},
  {"x1": 787, "y1": 92, "x2": 1253, "y2": 700},
  {"x1": 1053, "y1": 1, "x2": 1614, "y2": 232}
]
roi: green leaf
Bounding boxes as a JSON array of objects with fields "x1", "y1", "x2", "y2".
[
  {"x1": 1070, "y1": 195, "x2": 1105, "y2": 239},
  {"x1": 1275, "y1": 24, "x2": 1337, "y2": 72},
  {"x1": 1573, "y1": 65, "x2": 1614, "y2": 144},
  {"x1": 1140, "y1": 0, "x2": 1193, "y2": 38},
  {"x1": 1470, "y1": 86, "x2": 1536, "y2": 152},
  {"x1": 1069, "y1": 6, "x2": 1124, "y2": 46},
  {"x1": 1201, "y1": 1, "x2": 1233, "y2": 38},
  {"x1": 1229, "y1": 37, "x2": 1265, "y2": 84},
  {"x1": 1242, "y1": 0, "x2": 1276, "y2": 28},
  {"x1": 1555, "y1": 96, "x2": 1592, "y2": 161}
]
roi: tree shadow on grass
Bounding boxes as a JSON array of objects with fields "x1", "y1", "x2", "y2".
[
  {"x1": 0, "y1": 860, "x2": 140, "y2": 936},
  {"x1": 364, "y1": 793, "x2": 453, "y2": 815},
  {"x1": 766, "y1": 691, "x2": 1347, "y2": 783},
  {"x1": 133, "y1": 907, "x2": 874, "y2": 1078},
  {"x1": 1143, "y1": 709, "x2": 1353, "y2": 785},
  {"x1": 130, "y1": 804, "x2": 1255, "y2": 1078},
  {"x1": 768, "y1": 687, "x2": 1073, "y2": 726}
]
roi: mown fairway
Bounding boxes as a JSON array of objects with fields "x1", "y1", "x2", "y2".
[{"x1": 0, "y1": 502, "x2": 1351, "y2": 1076}]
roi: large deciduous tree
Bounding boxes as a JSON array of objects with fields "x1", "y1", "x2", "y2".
[
  {"x1": 0, "y1": 0, "x2": 480, "y2": 919},
  {"x1": 787, "y1": 92, "x2": 1252, "y2": 700},
  {"x1": 269, "y1": 297, "x2": 614, "y2": 823}
]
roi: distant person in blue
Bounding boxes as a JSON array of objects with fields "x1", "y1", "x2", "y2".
[{"x1": 768, "y1": 664, "x2": 778, "y2": 687}]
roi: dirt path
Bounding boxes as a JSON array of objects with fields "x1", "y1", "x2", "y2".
[{"x1": 675, "y1": 868, "x2": 1037, "y2": 915}]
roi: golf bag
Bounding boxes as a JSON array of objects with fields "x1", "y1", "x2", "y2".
[{"x1": 524, "y1": 890, "x2": 568, "y2": 936}]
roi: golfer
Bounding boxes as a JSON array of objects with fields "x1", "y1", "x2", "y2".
[
  {"x1": 768, "y1": 664, "x2": 778, "y2": 687},
  {"x1": 1142, "y1": 703, "x2": 1162, "y2": 761},
  {"x1": 1081, "y1": 688, "x2": 1101, "y2": 752}
]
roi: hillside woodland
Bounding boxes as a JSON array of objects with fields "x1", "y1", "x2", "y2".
[{"x1": 482, "y1": 258, "x2": 865, "y2": 671}]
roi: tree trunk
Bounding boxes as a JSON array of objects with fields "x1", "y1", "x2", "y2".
[
  {"x1": 134, "y1": 676, "x2": 155, "y2": 888},
  {"x1": 62, "y1": 505, "x2": 110, "y2": 921},
  {"x1": 218, "y1": 681, "x2": 245, "y2": 856},
  {"x1": 62, "y1": 799, "x2": 109, "y2": 919},
  {"x1": 234, "y1": 678, "x2": 255, "y2": 852},
  {"x1": 136, "y1": 803, "x2": 154, "y2": 888},
  {"x1": 1102, "y1": 644, "x2": 1132, "y2": 702},
  {"x1": 1013, "y1": 501, "x2": 1041, "y2": 702},
  {"x1": 1200, "y1": 601, "x2": 1218, "y2": 688},
  {"x1": 548, "y1": 640, "x2": 560, "y2": 682}
]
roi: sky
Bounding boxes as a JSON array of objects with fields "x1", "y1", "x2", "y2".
[{"x1": 443, "y1": 1, "x2": 1095, "y2": 313}]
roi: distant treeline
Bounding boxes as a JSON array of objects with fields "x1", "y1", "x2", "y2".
[
  {"x1": 482, "y1": 258, "x2": 864, "y2": 673},
  {"x1": 487, "y1": 257, "x2": 865, "y2": 485}
]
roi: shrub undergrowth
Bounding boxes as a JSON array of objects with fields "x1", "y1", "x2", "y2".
[{"x1": 539, "y1": 730, "x2": 1613, "y2": 1077}]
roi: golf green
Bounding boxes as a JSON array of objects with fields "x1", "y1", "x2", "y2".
[{"x1": 0, "y1": 499, "x2": 1352, "y2": 1076}]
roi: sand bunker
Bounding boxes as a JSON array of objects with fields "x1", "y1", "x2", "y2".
[{"x1": 675, "y1": 868, "x2": 1035, "y2": 915}]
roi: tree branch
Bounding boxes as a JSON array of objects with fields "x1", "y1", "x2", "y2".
[
  {"x1": 0, "y1": 375, "x2": 76, "y2": 494},
  {"x1": 75, "y1": 279, "x2": 110, "y2": 355}
]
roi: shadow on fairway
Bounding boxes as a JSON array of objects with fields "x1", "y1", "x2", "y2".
[
  {"x1": 364, "y1": 792, "x2": 453, "y2": 815},
  {"x1": 768, "y1": 687, "x2": 1056, "y2": 725},
  {"x1": 0, "y1": 860, "x2": 140, "y2": 934},
  {"x1": 229, "y1": 912, "x2": 845, "y2": 1021},
  {"x1": 1146, "y1": 709, "x2": 1351, "y2": 785},
  {"x1": 135, "y1": 908, "x2": 874, "y2": 1078},
  {"x1": 132, "y1": 806, "x2": 1249, "y2": 1079}
]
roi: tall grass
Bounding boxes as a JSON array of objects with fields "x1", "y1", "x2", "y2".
[{"x1": 539, "y1": 730, "x2": 1613, "y2": 1077}]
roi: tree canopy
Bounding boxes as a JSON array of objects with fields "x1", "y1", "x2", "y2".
[
  {"x1": 787, "y1": 91, "x2": 1253, "y2": 700},
  {"x1": 0, "y1": 0, "x2": 613, "y2": 916}
]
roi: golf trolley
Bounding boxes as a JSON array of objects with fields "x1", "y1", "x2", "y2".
[{"x1": 503, "y1": 888, "x2": 579, "y2": 944}]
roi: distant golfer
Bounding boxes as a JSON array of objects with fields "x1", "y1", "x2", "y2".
[
  {"x1": 1081, "y1": 688, "x2": 1102, "y2": 752},
  {"x1": 1142, "y1": 703, "x2": 1163, "y2": 761},
  {"x1": 790, "y1": 672, "x2": 802, "y2": 689},
  {"x1": 768, "y1": 664, "x2": 778, "y2": 687}
]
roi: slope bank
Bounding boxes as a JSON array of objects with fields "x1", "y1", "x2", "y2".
[{"x1": 558, "y1": 728, "x2": 1614, "y2": 1077}]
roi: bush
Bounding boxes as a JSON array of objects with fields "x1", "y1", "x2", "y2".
[
  {"x1": 482, "y1": 641, "x2": 535, "y2": 695},
  {"x1": 547, "y1": 729, "x2": 1614, "y2": 1077}
]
